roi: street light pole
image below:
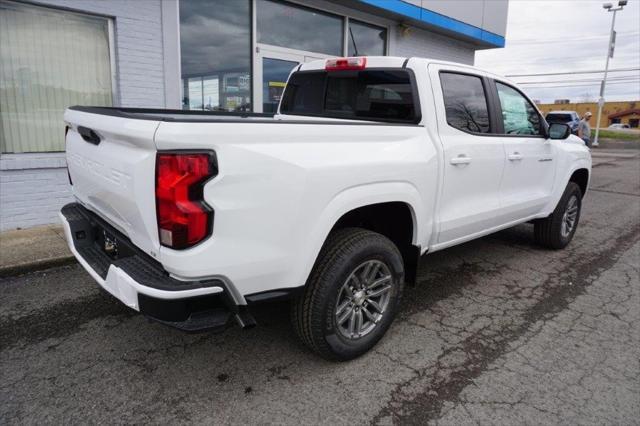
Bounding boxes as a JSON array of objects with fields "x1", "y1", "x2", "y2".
[{"x1": 593, "y1": 1, "x2": 627, "y2": 147}]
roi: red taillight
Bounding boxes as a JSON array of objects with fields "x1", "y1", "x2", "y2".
[
  {"x1": 325, "y1": 57, "x2": 367, "y2": 71},
  {"x1": 155, "y1": 152, "x2": 215, "y2": 249}
]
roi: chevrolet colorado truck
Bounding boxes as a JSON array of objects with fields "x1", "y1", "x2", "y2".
[{"x1": 61, "y1": 56, "x2": 591, "y2": 360}]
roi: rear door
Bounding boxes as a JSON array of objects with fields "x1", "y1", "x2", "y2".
[
  {"x1": 64, "y1": 108, "x2": 161, "y2": 257},
  {"x1": 428, "y1": 65, "x2": 506, "y2": 244},
  {"x1": 491, "y1": 80, "x2": 556, "y2": 220}
]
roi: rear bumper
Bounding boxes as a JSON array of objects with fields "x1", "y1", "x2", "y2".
[{"x1": 60, "y1": 203, "x2": 255, "y2": 332}]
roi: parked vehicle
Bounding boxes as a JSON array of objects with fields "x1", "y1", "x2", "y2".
[
  {"x1": 608, "y1": 123, "x2": 630, "y2": 129},
  {"x1": 545, "y1": 111, "x2": 581, "y2": 134},
  {"x1": 61, "y1": 56, "x2": 591, "y2": 360}
]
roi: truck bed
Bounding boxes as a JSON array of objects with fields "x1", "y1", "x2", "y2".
[
  {"x1": 68, "y1": 106, "x2": 419, "y2": 126},
  {"x1": 69, "y1": 106, "x2": 276, "y2": 122}
]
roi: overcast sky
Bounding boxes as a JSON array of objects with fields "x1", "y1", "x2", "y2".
[{"x1": 475, "y1": 0, "x2": 640, "y2": 103}]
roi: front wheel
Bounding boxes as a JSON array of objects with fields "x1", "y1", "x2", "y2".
[
  {"x1": 291, "y1": 228, "x2": 404, "y2": 361},
  {"x1": 534, "y1": 182, "x2": 583, "y2": 249}
]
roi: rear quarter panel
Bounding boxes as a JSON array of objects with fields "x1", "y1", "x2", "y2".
[{"x1": 154, "y1": 121, "x2": 437, "y2": 297}]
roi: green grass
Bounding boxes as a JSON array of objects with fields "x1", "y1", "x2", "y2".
[{"x1": 590, "y1": 129, "x2": 640, "y2": 141}]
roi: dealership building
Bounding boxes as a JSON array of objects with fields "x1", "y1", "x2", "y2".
[{"x1": 0, "y1": 0, "x2": 508, "y2": 230}]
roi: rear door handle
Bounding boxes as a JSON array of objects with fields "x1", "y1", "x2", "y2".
[
  {"x1": 508, "y1": 152, "x2": 523, "y2": 161},
  {"x1": 450, "y1": 155, "x2": 471, "y2": 165}
]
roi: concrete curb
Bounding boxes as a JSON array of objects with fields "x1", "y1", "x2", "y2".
[{"x1": 0, "y1": 256, "x2": 77, "y2": 279}]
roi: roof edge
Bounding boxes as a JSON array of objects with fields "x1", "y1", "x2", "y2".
[{"x1": 357, "y1": 0, "x2": 505, "y2": 48}]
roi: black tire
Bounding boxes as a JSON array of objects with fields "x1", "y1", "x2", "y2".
[
  {"x1": 534, "y1": 182, "x2": 582, "y2": 249},
  {"x1": 291, "y1": 228, "x2": 405, "y2": 361}
]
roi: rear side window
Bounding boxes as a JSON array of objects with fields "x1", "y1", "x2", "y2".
[
  {"x1": 280, "y1": 70, "x2": 419, "y2": 123},
  {"x1": 440, "y1": 72, "x2": 490, "y2": 134}
]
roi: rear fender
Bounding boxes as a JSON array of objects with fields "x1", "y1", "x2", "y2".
[{"x1": 292, "y1": 181, "x2": 426, "y2": 289}]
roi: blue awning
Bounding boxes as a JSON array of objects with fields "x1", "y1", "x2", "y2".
[{"x1": 358, "y1": 0, "x2": 505, "y2": 48}]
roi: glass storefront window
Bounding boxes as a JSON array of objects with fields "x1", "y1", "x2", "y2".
[
  {"x1": 0, "y1": 1, "x2": 112, "y2": 153},
  {"x1": 348, "y1": 19, "x2": 387, "y2": 56},
  {"x1": 180, "y1": 0, "x2": 251, "y2": 111},
  {"x1": 257, "y1": 0, "x2": 343, "y2": 56}
]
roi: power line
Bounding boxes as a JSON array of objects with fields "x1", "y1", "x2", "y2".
[
  {"x1": 523, "y1": 81, "x2": 639, "y2": 89},
  {"x1": 507, "y1": 31, "x2": 639, "y2": 45},
  {"x1": 506, "y1": 67, "x2": 640, "y2": 78},
  {"x1": 518, "y1": 76, "x2": 640, "y2": 85}
]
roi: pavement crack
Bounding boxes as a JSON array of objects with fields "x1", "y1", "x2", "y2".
[{"x1": 370, "y1": 221, "x2": 640, "y2": 425}]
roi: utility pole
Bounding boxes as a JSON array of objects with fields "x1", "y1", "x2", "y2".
[{"x1": 593, "y1": 0, "x2": 627, "y2": 147}]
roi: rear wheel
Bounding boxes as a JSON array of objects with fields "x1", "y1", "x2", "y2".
[
  {"x1": 291, "y1": 228, "x2": 404, "y2": 361},
  {"x1": 534, "y1": 182, "x2": 582, "y2": 249}
]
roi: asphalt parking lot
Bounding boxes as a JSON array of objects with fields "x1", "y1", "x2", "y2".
[{"x1": 1, "y1": 150, "x2": 639, "y2": 425}]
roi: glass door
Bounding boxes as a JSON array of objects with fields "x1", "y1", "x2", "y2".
[
  {"x1": 254, "y1": 45, "x2": 328, "y2": 113},
  {"x1": 262, "y1": 57, "x2": 299, "y2": 113}
]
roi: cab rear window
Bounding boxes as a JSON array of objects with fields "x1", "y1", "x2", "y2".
[
  {"x1": 546, "y1": 113, "x2": 573, "y2": 123},
  {"x1": 279, "y1": 70, "x2": 420, "y2": 123}
]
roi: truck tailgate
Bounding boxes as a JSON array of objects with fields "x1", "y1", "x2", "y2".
[{"x1": 64, "y1": 108, "x2": 160, "y2": 257}]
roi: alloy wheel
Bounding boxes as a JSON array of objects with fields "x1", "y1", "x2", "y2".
[
  {"x1": 334, "y1": 260, "x2": 393, "y2": 340},
  {"x1": 561, "y1": 195, "x2": 579, "y2": 238}
]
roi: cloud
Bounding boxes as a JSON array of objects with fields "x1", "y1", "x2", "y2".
[{"x1": 476, "y1": 0, "x2": 640, "y2": 103}]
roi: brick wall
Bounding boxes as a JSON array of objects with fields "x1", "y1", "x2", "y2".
[{"x1": 0, "y1": 154, "x2": 73, "y2": 230}]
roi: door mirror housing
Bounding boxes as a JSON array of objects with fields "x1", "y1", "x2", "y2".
[{"x1": 548, "y1": 123, "x2": 571, "y2": 140}]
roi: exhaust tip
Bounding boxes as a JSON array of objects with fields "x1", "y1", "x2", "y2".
[{"x1": 234, "y1": 307, "x2": 257, "y2": 329}]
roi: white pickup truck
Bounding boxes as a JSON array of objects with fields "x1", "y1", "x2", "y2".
[{"x1": 61, "y1": 56, "x2": 591, "y2": 360}]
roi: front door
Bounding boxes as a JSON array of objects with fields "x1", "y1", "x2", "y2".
[
  {"x1": 429, "y1": 65, "x2": 507, "y2": 246},
  {"x1": 492, "y1": 80, "x2": 556, "y2": 220},
  {"x1": 254, "y1": 46, "x2": 326, "y2": 113}
]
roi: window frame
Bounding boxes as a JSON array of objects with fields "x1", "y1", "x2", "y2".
[
  {"x1": 438, "y1": 70, "x2": 499, "y2": 136},
  {"x1": 347, "y1": 18, "x2": 388, "y2": 56},
  {"x1": 279, "y1": 67, "x2": 422, "y2": 124},
  {"x1": 491, "y1": 79, "x2": 548, "y2": 138},
  {"x1": 0, "y1": 0, "x2": 116, "y2": 153},
  {"x1": 179, "y1": 0, "x2": 253, "y2": 112},
  {"x1": 256, "y1": 0, "x2": 345, "y2": 56}
]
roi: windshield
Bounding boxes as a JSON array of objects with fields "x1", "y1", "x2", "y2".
[
  {"x1": 279, "y1": 69, "x2": 420, "y2": 123},
  {"x1": 545, "y1": 113, "x2": 573, "y2": 123}
]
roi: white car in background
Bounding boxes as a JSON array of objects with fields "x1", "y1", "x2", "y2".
[{"x1": 608, "y1": 123, "x2": 630, "y2": 129}]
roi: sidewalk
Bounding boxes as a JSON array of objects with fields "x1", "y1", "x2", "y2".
[
  {"x1": 595, "y1": 138, "x2": 639, "y2": 150},
  {"x1": 0, "y1": 224, "x2": 75, "y2": 278}
]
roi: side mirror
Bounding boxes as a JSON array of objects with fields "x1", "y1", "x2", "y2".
[{"x1": 548, "y1": 123, "x2": 571, "y2": 140}]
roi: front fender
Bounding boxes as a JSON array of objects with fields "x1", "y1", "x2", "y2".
[{"x1": 542, "y1": 156, "x2": 592, "y2": 216}]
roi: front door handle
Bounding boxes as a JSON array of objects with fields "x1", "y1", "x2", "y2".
[
  {"x1": 450, "y1": 155, "x2": 471, "y2": 165},
  {"x1": 508, "y1": 152, "x2": 523, "y2": 161}
]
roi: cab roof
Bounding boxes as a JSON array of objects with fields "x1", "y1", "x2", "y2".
[{"x1": 298, "y1": 56, "x2": 512, "y2": 83}]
